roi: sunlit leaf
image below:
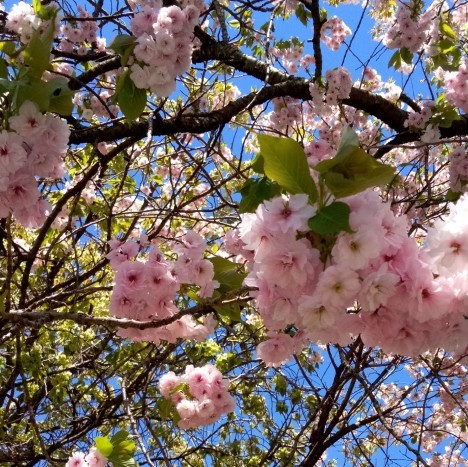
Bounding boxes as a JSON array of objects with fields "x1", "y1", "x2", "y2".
[
  {"x1": 116, "y1": 71, "x2": 147, "y2": 120},
  {"x1": 94, "y1": 436, "x2": 114, "y2": 457},
  {"x1": 308, "y1": 202, "x2": 353, "y2": 234},
  {"x1": 238, "y1": 177, "x2": 282, "y2": 213},
  {"x1": 257, "y1": 133, "x2": 318, "y2": 202}
]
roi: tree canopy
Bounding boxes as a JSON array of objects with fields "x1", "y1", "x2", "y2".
[{"x1": 0, "y1": 0, "x2": 467, "y2": 465}]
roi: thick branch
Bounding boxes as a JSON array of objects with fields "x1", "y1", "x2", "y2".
[
  {"x1": 8, "y1": 287, "x2": 253, "y2": 330},
  {"x1": 67, "y1": 29, "x2": 468, "y2": 147}
]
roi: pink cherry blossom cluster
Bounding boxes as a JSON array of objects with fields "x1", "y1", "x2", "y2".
[
  {"x1": 59, "y1": 6, "x2": 105, "y2": 55},
  {"x1": 65, "y1": 448, "x2": 107, "y2": 467},
  {"x1": 325, "y1": 66, "x2": 353, "y2": 105},
  {"x1": 444, "y1": 62, "x2": 468, "y2": 113},
  {"x1": 0, "y1": 101, "x2": 70, "y2": 228},
  {"x1": 309, "y1": 66, "x2": 353, "y2": 109},
  {"x1": 228, "y1": 189, "x2": 468, "y2": 366},
  {"x1": 271, "y1": 0, "x2": 298, "y2": 15},
  {"x1": 266, "y1": 97, "x2": 302, "y2": 133},
  {"x1": 320, "y1": 16, "x2": 351, "y2": 51},
  {"x1": 158, "y1": 364, "x2": 236, "y2": 429},
  {"x1": 209, "y1": 83, "x2": 241, "y2": 111},
  {"x1": 382, "y1": 1, "x2": 432, "y2": 53},
  {"x1": 108, "y1": 231, "x2": 218, "y2": 343},
  {"x1": 129, "y1": 0, "x2": 203, "y2": 97},
  {"x1": 270, "y1": 45, "x2": 315, "y2": 74},
  {"x1": 73, "y1": 89, "x2": 119, "y2": 120},
  {"x1": 448, "y1": 146, "x2": 468, "y2": 193},
  {"x1": 5, "y1": 1, "x2": 57, "y2": 43},
  {"x1": 404, "y1": 101, "x2": 434, "y2": 129}
]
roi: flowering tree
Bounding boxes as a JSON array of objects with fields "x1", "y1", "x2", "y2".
[{"x1": 0, "y1": 0, "x2": 467, "y2": 465}]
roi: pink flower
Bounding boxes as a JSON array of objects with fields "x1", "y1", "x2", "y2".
[
  {"x1": 65, "y1": 452, "x2": 88, "y2": 467},
  {"x1": 174, "y1": 231, "x2": 206, "y2": 259},
  {"x1": 114, "y1": 260, "x2": 147, "y2": 292},
  {"x1": 313, "y1": 266, "x2": 360, "y2": 312},
  {"x1": 358, "y1": 264, "x2": 400, "y2": 312},
  {"x1": 260, "y1": 194, "x2": 316, "y2": 234},
  {"x1": 176, "y1": 399, "x2": 198, "y2": 419},
  {"x1": 256, "y1": 333, "x2": 296, "y2": 367},
  {"x1": 0, "y1": 131, "x2": 27, "y2": 176},
  {"x1": 9, "y1": 101, "x2": 45, "y2": 137},
  {"x1": 85, "y1": 448, "x2": 107, "y2": 467},
  {"x1": 259, "y1": 238, "x2": 317, "y2": 288},
  {"x1": 184, "y1": 366, "x2": 212, "y2": 398},
  {"x1": 5, "y1": 170, "x2": 39, "y2": 211},
  {"x1": 155, "y1": 6, "x2": 186, "y2": 34},
  {"x1": 145, "y1": 262, "x2": 179, "y2": 297},
  {"x1": 158, "y1": 371, "x2": 179, "y2": 398},
  {"x1": 332, "y1": 228, "x2": 382, "y2": 270}
]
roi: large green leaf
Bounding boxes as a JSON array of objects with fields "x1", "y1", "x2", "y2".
[
  {"x1": 109, "y1": 34, "x2": 135, "y2": 55},
  {"x1": 314, "y1": 127, "x2": 395, "y2": 198},
  {"x1": 109, "y1": 34, "x2": 135, "y2": 66},
  {"x1": 113, "y1": 440, "x2": 136, "y2": 460},
  {"x1": 47, "y1": 77, "x2": 75, "y2": 115},
  {"x1": 336, "y1": 125, "x2": 359, "y2": 154},
  {"x1": 23, "y1": 18, "x2": 55, "y2": 79},
  {"x1": 213, "y1": 302, "x2": 242, "y2": 324},
  {"x1": 15, "y1": 79, "x2": 50, "y2": 112},
  {"x1": 116, "y1": 71, "x2": 147, "y2": 120},
  {"x1": 308, "y1": 201, "x2": 353, "y2": 234},
  {"x1": 257, "y1": 133, "x2": 318, "y2": 202},
  {"x1": 156, "y1": 397, "x2": 174, "y2": 421},
  {"x1": 0, "y1": 57, "x2": 8, "y2": 79},
  {"x1": 238, "y1": 177, "x2": 282, "y2": 213},
  {"x1": 94, "y1": 436, "x2": 114, "y2": 457},
  {"x1": 110, "y1": 430, "x2": 130, "y2": 446},
  {"x1": 209, "y1": 256, "x2": 246, "y2": 293}
]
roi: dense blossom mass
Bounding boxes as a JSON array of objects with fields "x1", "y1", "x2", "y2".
[
  {"x1": 0, "y1": 0, "x2": 467, "y2": 465},
  {"x1": 229, "y1": 190, "x2": 468, "y2": 366},
  {"x1": 158, "y1": 365, "x2": 236, "y2": 429},
  {"x1": 0, "y1": 101, "x2": 69, "y2": 227}
]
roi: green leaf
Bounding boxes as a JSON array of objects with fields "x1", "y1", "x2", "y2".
[
  {"x1": 0, "y1": 291, "x2": 6, "y2": 313},
  {"x1": 94, "y1": 436, "x2": 114, "y2": 457},
  {"x1": 400, "y1": 47, "x2": 413, "y2": 65},
  {"x1": 257, "y1": 133, "x2": 318, "y2": 202},
  {"x1": 46, "y1": 77, "x2": 75, "y2": 115},
  {"x1": 446, "y1": 189, "x2": 461, "y2": 202},
  {"x1": 238, "y1": 177, "x2": 282, "y2": 213},
  {"x1": 388, "y1": 50, "x2": 401, "y2": 69},
  {"x1": 0, "y1": 79, "x2": 12, "y2": 93},
  {"x1": 110, "y1": 439, "x2": 136, "y2": 461},
  {"x1": 156, "y1": 397, "x2": 174, "y2": 421},
  {"x1": 322, "y1": 155, "x2": 395, "y2": 198},
  {"x1": 209, "y1": 256, "x2": 246, "y2": 293},
  {"x1": 0, "y1": 41, "x2": 17, "y2": 57},
  {"x1": 336, "y1": 126, "x2": 359, "y2": 154},
  {"x1": 308, "y1": 202, "x2": 353, "y2": 234},
  {"x1": 295, "y1": 4, "x2": 310, "y2": 26},
  {"x1": 23, "y1": 18, "x2": 55, "y2": 78},
  {"x1": 314, "y1": 127, "x2": 395, "y2": 198},
  {"x1": 110, "y1": 429, "x2": 130, "y2": 446},
  {"x1": 116, "y1": 71, "x2": 147, "y2": 120},
  {"x1": 274, "y1": 374, "x2": 287, "y2": 396},
  {"x1": 112, "y1": 460, "x2": 139, "y2": 467},
  {"x1": 251, "y1": 153, "x2": 265, "y2": 174},
  {"x1": 440, "y1": 21, "x2": 456, "y2": 40},
  {"x1": 0, "y1": 57, "x2": 8, "y2": 79},
  {"x1": 213, "y1": 302, "x2": 242, "y2": 324},
  {"x1": 109, "y1": 34, "x2": 135, "y2": 54},
  {"x1": 436, "y1": 39, "x2": 455, "y2": 54},
  {"x1": 109, "y1": 34, "x2": 135, "y2": 66},
  {"x1": 15, "y1": 79, "x2": 51, "y2": 112}
]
